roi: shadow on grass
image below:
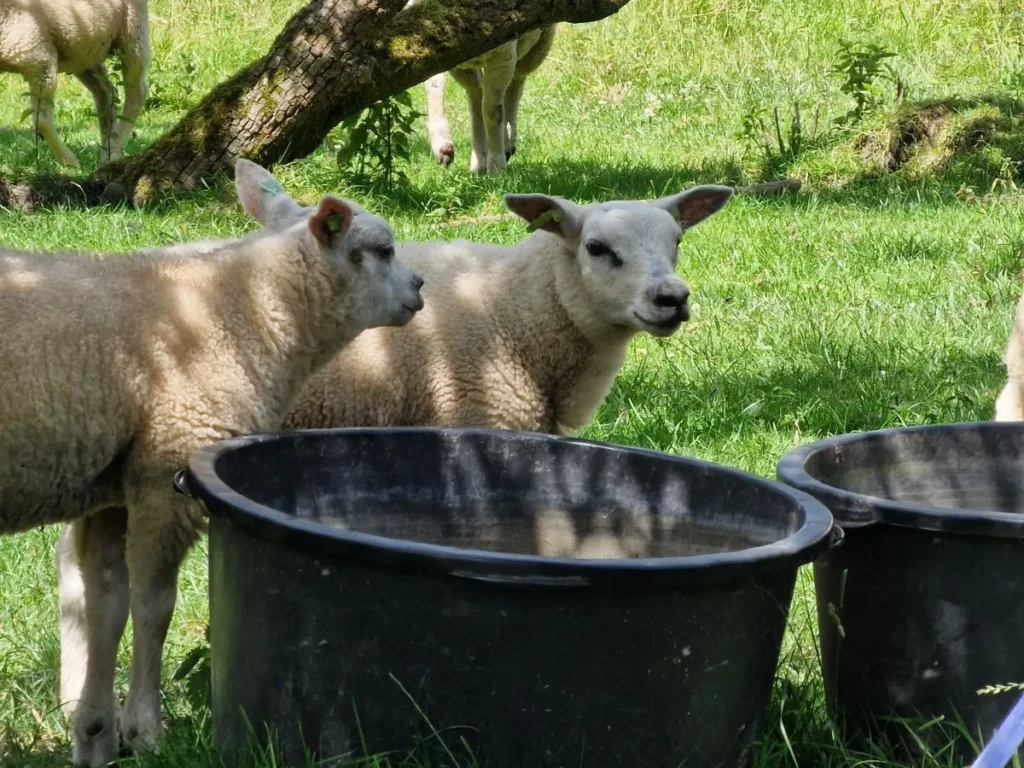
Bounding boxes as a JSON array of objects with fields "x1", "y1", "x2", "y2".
[
  {"x1": 6, "y1": 92, "x2": 1024, "y2": 217},
  {"x1": 333, "y1": 154, "x2": 747, "y2": 218}
]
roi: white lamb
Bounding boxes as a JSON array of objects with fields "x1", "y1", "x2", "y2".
[
  {"x1": 0, "y1": 0, "x2": 150, "y2": 168},
  {"x1": 266, "y1": 180, "x2": 734, "y2": 434},
  {"x1": 994, "y1": 285, "x2": 1024, "y2": 421},
  {"x1": 0, "y1": 158, "x2": 424, "y2": 768},
  {"x1": 425, "y1": 26, "x2": 557, "y2": 174}
]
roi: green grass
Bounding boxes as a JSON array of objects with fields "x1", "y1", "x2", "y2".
[{"x1": 2, "y1": 0, "x2": 1024, "y2": 764}]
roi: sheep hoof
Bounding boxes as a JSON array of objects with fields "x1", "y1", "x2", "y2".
[
  {"x1": 122, "y1": 725, "x2": 155, "y2": 749},
  {"x1": 433, "y1": 142, "x2": 455, "y2": 168},
  {"x1": 71, "y1": 714, "x2": 118, "y2": 768},
  {"x1": 118, "y1": 709, "x2": 163, "y2": 756},
  {"x1": 57, "y1": 150, "x2": 81, "y2": 170}
]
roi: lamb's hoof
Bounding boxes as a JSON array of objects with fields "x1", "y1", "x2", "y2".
[
  {"x1": 433, "y1": 142, "x2": 455, "y2": 168},
  {"x1": 486, "y1": 158, "x2": 508, "y2": 174},
  {"x1": 57, "y1": 151, "x2": 82, "y2": 170},
  {"x1": 118, "y1": 708, "x2": 163, "y2": 756},
  {"x1": 99, "y1": 148, "x2": 124, "y2": 167},
  {"x1": 71, "y1": 713, "x2": 119, "y2": 768}
]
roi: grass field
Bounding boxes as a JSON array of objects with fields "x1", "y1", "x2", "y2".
[{"x1": 2, "y1": 0, "x2": 1024, "y2": 765}]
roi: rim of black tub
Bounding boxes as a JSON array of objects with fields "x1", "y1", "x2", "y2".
[
  {"x1": 777, "y1": 420, "x2": 1024, "y2": 539},
  {"x1": 184, "y1": 427, "x2": 836, "y2": 589}
]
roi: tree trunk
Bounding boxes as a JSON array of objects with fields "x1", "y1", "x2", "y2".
[{"x1": 93, "y1": 0, "x2": 634, "y2": 204}]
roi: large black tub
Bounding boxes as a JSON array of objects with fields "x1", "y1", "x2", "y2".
[
  {"x1": 777, "y1": 421, "x2": 1024, "y2": 760},
  {"x1": 180, "y1": 428, "x2": 835, "y2": 768}
]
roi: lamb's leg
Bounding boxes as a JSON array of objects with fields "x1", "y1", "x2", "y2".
[
  {"x1": 119, "y1": 484, "x2": 200, "y2": 753},
  {"x1": 108, "y1": 20, "x2": 150, "y2": 162},
  {"x1": 450, "y1": 68, "x2": 487, "y2": 174},
  {"x1": 996, "y1": 305, "x2": 1024, "y2": 421},
  {"x1": 994, "y1": 380, "x2": 1024, "y2": 421},
  {"x1": 479, "y1": 51, "x2": 516, "y2": 174},
  {"x1": 504, "y1": 27, "x2": 556, "y2": 160},
  {"x1": 503, "y1": 77, "x2": 525, "y2": 161},
  {"x1": 425, "y1": 73, "x2": 454, "y2": 167},
  {"x1": 75, "y1": 65, "x2": 117, "y2": 165},
  {"x1": 57, "y1": 510, "x2": 130, "y2": 768},
  {"x1": 23, "y1": 65, "x2": 80, "y2": 169}
]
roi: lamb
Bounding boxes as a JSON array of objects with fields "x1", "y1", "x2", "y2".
[
  {"x1": 0, "y1": 158, "x2": 424, "y2": 768},
  {"x1": 994, "y1": 285, "x2": 1024, "y2": 421},
  {"x1": 425, "y1": 25, "x2": 557, "y2": 173},
  {"x1": 0, "y1": 0, "x2": 150, "y2": 168},
  {"x1": 269, "y1": 180, "x2": 734, "y2": 435}
]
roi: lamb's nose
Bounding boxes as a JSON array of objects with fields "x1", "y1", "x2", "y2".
[
  {"x1": 654, "y1": 284, "x2": 689, "y2": 308},
  {"x1": 412, "y1": 275, "x2": 425, "y2": 291}
]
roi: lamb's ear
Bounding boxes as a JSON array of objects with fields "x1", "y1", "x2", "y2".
[
  {"x1": 308, "y1": 196, "x2": 354, "y2": 247},
  {"x1": 234, "y1": 158, "x2": 305, "y2": 230},
  {"x1": 653, "y1": 185, "x2": 734, "y2": 230},
  {"x1": 504, "y1": 194, "x2": 582, "y2": 239}
]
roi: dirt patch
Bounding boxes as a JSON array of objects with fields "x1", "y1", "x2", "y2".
[
  {"x1": 857, "y1": 104, "x2": 952, "y2": 173},
  {"x1": 846, "y1": 99, "x2": 1024, "y2": 191}
]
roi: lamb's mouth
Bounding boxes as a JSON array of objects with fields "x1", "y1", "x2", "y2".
[{"x1": 634, "y1": 310, "x2": 688, "y2": 329}]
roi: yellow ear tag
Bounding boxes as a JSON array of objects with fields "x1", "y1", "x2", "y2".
[{"x1": 526, "y1": 208, "x2": 562, "y2": 233}]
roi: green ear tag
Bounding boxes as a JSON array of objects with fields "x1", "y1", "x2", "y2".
[
  {"x1": 325, "y1": 214, "x2": 343, "y2": 233},
  {"x1": 526, "y1": 208, "x2": 562, "y2": 233},
  {"x1": 259, "y1": 179, "x2": 284, "y2": 195}
]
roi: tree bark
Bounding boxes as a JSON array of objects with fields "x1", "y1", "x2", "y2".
[{"x1": 89, "y1": 0, "x2": 634, "y2": 204}]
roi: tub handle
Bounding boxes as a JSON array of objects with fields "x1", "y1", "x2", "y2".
[
  {"x1": 173, "y1": 470, "x2": 195, "y2": 499},
  {"x1": 450, "y1": 570, "x2": 590, "y2": 589}
]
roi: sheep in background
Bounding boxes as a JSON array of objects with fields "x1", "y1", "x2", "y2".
[
  {"x1": 425, "y1": 26, "x2": 557, "y2": 174},
  {"x1": 1, "y1": 158, "x2": 424, "y2": 768},
  {"x1": 0, "y1": 0, "x2": 150, "y2": 168},
  {"x1": 276, "y1": 183, "x2": 733, "y2": 434}
]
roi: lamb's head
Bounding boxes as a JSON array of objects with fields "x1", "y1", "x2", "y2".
[
  {"x1": 504, "y1": 186, "x2": 734, "y2": 337},
  {"x1": 233, "y1": 158, "x2": 425, "y2": 329}
]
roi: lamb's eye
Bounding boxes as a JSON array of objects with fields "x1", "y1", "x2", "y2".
[
  {"x1": 586, "y1": 240, "x2": 622, "y2": 267},
  {"x1": 379, "y1": 246, "x2": 395, "y2": 262}
]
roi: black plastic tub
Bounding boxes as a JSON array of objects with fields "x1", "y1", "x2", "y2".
[
  {"x1": 777, "y1": 421, "x2": 1024, "y2": 760},
  {"x1": 179, "y1": 428, "x2": 835, "y2": 768}
]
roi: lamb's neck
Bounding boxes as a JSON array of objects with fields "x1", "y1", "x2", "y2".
[
  {"x1": 506, "y1": 236, "x2": 636, "y2": 434},
  {"x1": 253, "y1": 242, "x2": 358, "y2": 421},
  {"x1": 183, "y1": 238, "x2": 348, "y2": 428}
]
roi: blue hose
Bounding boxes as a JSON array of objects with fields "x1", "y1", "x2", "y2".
[{"x1": 972, "y1": 692, "x2": 1024, "y2": 768}]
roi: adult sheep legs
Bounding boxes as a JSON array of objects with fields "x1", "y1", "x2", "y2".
[
  {"x1": 0, "y1": 0, "x2": 150, "y2": 168},
  {"x1": 426, "y1": 26, "x2": 556, "y2": 173}
]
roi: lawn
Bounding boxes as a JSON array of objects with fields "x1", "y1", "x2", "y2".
[{"x1": 1, "y1": 0, "x2": 1023, "y2": 765}]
